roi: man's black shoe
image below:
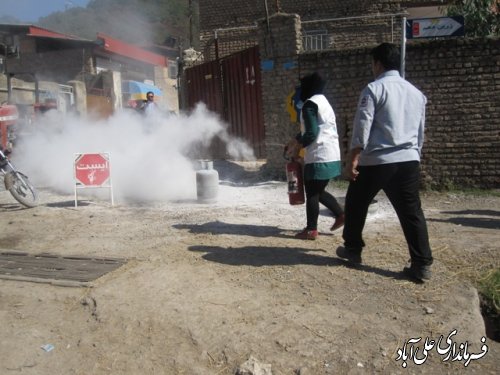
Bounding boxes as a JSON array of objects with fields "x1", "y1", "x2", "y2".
[
  {"x1": 403, "y1": 262, "x2": 431, "y2": 282},
  {"x1": 336, "y1": 246, "x2": 362, "y2": 265}
]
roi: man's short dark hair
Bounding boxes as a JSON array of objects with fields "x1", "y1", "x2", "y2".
[{"x1": 370, "y1": 43, "x2": 400, "y2": 71}]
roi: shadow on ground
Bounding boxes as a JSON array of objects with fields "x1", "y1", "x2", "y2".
[
  {"x1": 428, "y1": 209, "x2": 500, "y2": 230},
  {"x1": 46, "y1": 200, "x2": 90, "y2": 208},
  {"x1": 0, "y1": 203, "x2": 26, "y2": 211},
  {"x1": 174, "y1": 221, "x2": 342, "y2": 239},
  {"x1": 188, "y1": 244, "x2": 407, "y2": 280},
  {"x1": 174, "y1": 221, "x2": 290, "y2": 238}
]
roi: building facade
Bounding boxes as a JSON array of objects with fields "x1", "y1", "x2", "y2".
[
  {"x1": 181, "y1": 4, "x2": 499, "y2": 188},
  {"x1": 197, "y1": 0, "x2": 447, "y2": 60},
  {"x1": 0, "y1": 24, "x2": 177, "y2": 118}
]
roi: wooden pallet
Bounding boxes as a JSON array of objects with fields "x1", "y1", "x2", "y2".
[{"x1": 0, "y1": 250, "x2": 126, "y2": 287}]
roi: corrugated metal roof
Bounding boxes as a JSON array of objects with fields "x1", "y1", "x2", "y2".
[
  {"x1": 0, "y1": 23, "x2": 167, "y2": 68},
  {"x1": 0, "y1": 24, "x2": 89, "y2": 41},
  {"x1": 27, "y1": 25, "x2": 87, "y2": 40},
  {"x1": 97, "y1": 33, "x2": 167, "y2": 67}
]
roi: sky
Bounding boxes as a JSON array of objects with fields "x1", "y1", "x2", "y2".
[{"x1": 0, "y1": 0, "x2": 91, "y2": 22}]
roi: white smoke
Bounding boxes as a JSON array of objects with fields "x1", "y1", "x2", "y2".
[{"x1": 12, "y1": 103, "x2": 256, "y2": 203}]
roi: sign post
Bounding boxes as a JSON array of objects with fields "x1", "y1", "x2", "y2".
[
  {"x1": 402, "y1": 16, "x2": 464, "y2": 79},
  {"x1": 74, "y1": 152, "x2": 114, "y2": 207},
  {"x1": 406, "y1": 16, "x2": 465, "y2": 39},
  {"x1": 401, "y1": 17, "x2": 407, "y2": 79}
]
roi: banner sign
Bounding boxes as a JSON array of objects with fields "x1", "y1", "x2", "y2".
[{"x1": 406, "y1": 16, "x2": 465, "y2": 39}]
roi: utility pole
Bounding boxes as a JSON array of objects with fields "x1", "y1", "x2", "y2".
[
  {"x1": 1, "y1": 43, "x2": 11, "y2": 102},
  {"x1": 275, "y1": 0, "x2": 281, "y2": 12},
  {"x1": 188, "y1": 0, "x2": 193, "y2": 48},
  {"x1": 400, "y1": 17, "x2": 406, "y2": 79}
]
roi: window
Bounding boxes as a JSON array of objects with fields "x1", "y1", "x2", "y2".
[{"x1": 302, "y1": 30, "x2": 329, "y2": 51}]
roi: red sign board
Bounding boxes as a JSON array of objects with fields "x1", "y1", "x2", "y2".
[
  {"x1": 0, "y1": 104, "x2": 18, "y2": 149},
  {"x1": 412, "y1": 22, "x2": 420, "y2": 37},
  {"x1": 75, "y1": 153, "x2": 110, "y2": 186}
]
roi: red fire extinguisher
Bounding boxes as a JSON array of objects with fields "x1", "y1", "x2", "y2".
[
  {"x1": 283, "y1": 145, "x2": 306, "y2": 205},
  {"x1": 285, "y1": 159, "x2": 305, "y2": 205}
]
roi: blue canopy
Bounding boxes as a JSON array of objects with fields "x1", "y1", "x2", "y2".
[{"x1": 122, "y1": 80, "x2": 162, "y2": 99}]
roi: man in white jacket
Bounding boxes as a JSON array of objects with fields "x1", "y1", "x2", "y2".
[{"x1": 336, "y1": 43, "x2": 433, "y2": 282}]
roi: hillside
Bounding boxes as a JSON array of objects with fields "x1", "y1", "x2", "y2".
[{"x1": 0, "y1": 0, "x2": 194, "y2": 48}]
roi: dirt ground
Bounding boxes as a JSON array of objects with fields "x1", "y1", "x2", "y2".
[{"x1": 0, "y1": 160, "x2": 499, "y2": 375}]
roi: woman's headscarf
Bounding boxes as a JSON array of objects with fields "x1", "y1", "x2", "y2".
[{"x1": 299, "y1": 72, "x2": 326, "y2": 102}]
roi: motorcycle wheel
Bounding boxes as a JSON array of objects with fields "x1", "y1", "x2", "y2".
[{"x1": 4, "y1": 171, "x2": 39, "y2": 208}]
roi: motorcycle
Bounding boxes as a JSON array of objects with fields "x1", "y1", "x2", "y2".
[{"x1": 0, "y1": 148, "x2": 38, "y2": 208}]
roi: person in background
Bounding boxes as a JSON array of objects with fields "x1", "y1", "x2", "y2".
[
  {"x1": 336, "y1": 43, "x2": 433, "y2": 282},
  {"x1": 293, "y1": 72, "x2": 344, "y2": 240},
  {"x1": 143, "y1": 91, "x2": 158, "y2": 115}
]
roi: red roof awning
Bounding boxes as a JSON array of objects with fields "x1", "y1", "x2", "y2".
[
  {"x1": 27, "y1": 26, "x2": 84, "y2": 40},
  {"x1": 96, "y1": 33, "x2": 167, "y2": 67}
]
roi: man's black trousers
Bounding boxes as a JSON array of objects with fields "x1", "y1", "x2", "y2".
[{"x1": 342, "y1": 161, "x2": 433, "y2": 266}]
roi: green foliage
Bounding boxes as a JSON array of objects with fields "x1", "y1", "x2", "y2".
[
  {"x1": 458, "y1": 188, "x2": 500, "y2": 197},
  {"x1": 37, "y1": 0, "x2": 191, "y2": 46},
  {"x1": 0, "y1": 15, "x2": 22, "y2": 24},
  {"x1": 434, "y1": 184, "x2": 500, "y2": 197},
  {"x1": 478, "y1": 268, "x2": 500, "y2": 313},
  {"x1": 444, "y1": 0, "x2": 500, "y2": 36}
]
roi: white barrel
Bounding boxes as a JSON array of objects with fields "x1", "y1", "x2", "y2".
[{"x1": 196, "y1": 161, "x2": 219, "y2": 203}]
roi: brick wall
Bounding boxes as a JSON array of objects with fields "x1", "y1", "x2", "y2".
[
  {"x1": 199, "y1": 0, "x2": 442, "y2": 31},
  {"x1": 198, "y1": 0, "x2": 446, "y2": 58},
  {"x1": 408, "y1": 38, "x2": 500, "y2": 188},
  {"x1": 200, "y1": 28, "x2": 259, "y2": 61},
  {"x1": 258, "y1": 14, "x2": 499, "y2": 188},
  {"x1": 257, "y1": 14, "x2": 302, "y2": 175}
]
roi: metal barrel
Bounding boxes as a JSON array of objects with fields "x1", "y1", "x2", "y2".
[{"x1": 196, "y1": 160, "x2": 219, "y2": 203}]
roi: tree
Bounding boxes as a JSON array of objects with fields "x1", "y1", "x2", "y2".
[
  {"x1": 38, "y1": 0, "x2": 191, "y2": 46},
  {"x1": 444, "y1": 0, "x2": 500, "y2": 36}
]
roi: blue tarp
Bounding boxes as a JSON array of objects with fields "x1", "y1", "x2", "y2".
[{"x1": 122, "y1": 80, "x2": 162, "y2": 98}]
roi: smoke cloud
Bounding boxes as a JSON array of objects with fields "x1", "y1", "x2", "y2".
[{"x1": 12, "y1": 104, "x2": 256, "y2": 203}]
